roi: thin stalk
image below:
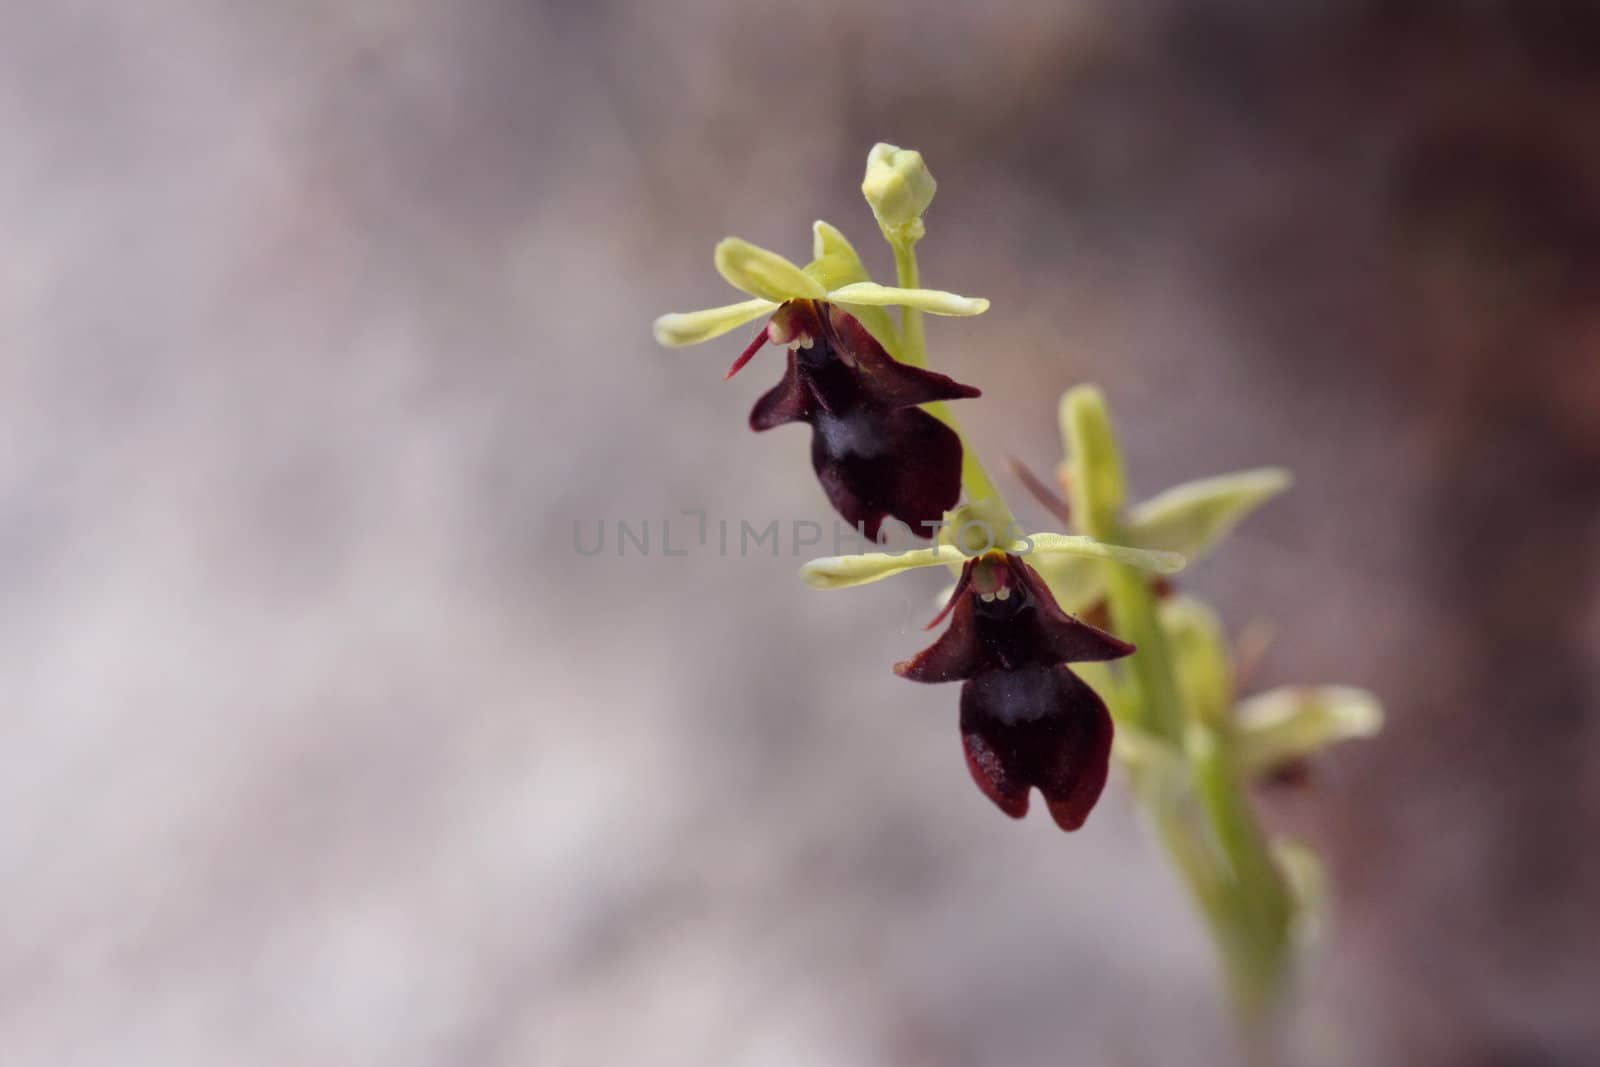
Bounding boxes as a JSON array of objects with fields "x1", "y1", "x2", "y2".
[
  {"x1": 891, "y1": 240, "x2": 929, "y2": 368},
  {"x1": 887, "y1": 233, "x2": 1011, "y2": 527}
]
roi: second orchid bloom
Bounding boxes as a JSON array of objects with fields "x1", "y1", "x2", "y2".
[{"x1": 898, "y1": 551, "x2": 1134, "y2": 831}]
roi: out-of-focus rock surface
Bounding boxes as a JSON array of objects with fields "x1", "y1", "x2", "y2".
[{"x1": 2, "y1": 2, "x2": 1596, "y2": 1065}]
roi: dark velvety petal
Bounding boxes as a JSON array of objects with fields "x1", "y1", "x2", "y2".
[
  {"x1": 895, "y1": 563, "x2": 981, "y2": 683},
  {"x1": 823, "y1": 305, "x2": 983, "y2": 410},
  {"x1": 749, "y1": 349, "x2": 814, "y2": 431},
  {"x1": 1006, "y1": 554, "x2": 1136, "y2": 663},
  {"x1": 810, "y1": 406, "x2": 964, "y2": 542},
  {"x1": 959, "y1": 665, "x2": 1114, "y2": 832},
  {"x1": 897, "y1": 552, "x2": 1136, "y2": 684}
]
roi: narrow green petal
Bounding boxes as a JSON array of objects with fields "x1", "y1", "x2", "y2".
[
  {"x1": 804, "y1": 220, "x2": 871, "y2": 290},
  {"x1": 826, "y1": 282, "x2": 990, "y2": 316},
  {"x1": 1024, "y1": 532, "x2": 1185, "y2": 574},
  {"x1": 652, "y1": 298, "x2": 777, "y2": 347},
  {"x1": 714, "y1": 238, "x2": 826, "y2": 303},
  {"x1": 1233, "y1": 686, "x2": 1384, "y2": 779},
  {"x1": 1129, "y1": 468, "x2": 1292, "y2": 561},
  {"x1": 799, "y1": 545, "x2": 970, "y2": 590},
  {"x1": 1159, "y1": 596, "x2": 1234, "y2": 728}
]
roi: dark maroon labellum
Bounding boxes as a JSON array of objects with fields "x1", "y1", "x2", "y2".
[
  {"x1": 896, "y1": 552, "x2": 1135, "y2": 831},
  {"x1": 730, "y1": 300, "x2": 981, "y2": 541}
]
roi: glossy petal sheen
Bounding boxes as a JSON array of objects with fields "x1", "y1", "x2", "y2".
[
  {"x1": 825, "y1": 306, "x2": 980, "y2": 407},
  {"x1": 811, "y1": 406, "x2": 963, "y2": 542},
  {"x1": 746, "y1": 302, "x2": 980, "y2": 540},
  {"x1": 960, "y1": 665, "x2": 1114, "y2": 831}
]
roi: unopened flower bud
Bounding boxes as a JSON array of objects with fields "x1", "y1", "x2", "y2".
[{"x1": 861, "y1": 143, "x2": 936, "y2": 238}]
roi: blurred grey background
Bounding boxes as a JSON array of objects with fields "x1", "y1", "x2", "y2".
[{"x1": 3, "y1": 2, "x2": 1598, "y2": 1065}]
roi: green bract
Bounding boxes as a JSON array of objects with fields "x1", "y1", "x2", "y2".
[{"x1": 1234, "y1": 686, "x2": 1384, "y2": 779}]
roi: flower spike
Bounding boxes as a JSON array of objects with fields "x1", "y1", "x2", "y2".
[{"x1": 653, "y1": 144, "x2": 1383, "y2": 1010}]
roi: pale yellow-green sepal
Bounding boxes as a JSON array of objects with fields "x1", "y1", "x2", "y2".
[
  {"x1": 803, "y1": 221, "x2": 904, "y2": 357},
  {"x1": 1129, "y1": 468, "x2": 1293, "y2": 558},
  {"x1": 799, "y1": 544, "x2": 970, "y2": 590},
  {"x1": 714, "y1": 237, "x2": 827, "y2": 303},
  {"x1": 805, "y1": 221, "x2": 871, "y2": 290},
  {"x1": 1025, "y1": 533, "x2": 1185, "y2": 574},
  {"x1": 652, "y1": 298, "x2": 777, "y2": 347},
  {"x1": 827, "y1": 282, "x2": 990, "y2": 316},
  {"x1": 1233, "y1": 685, "x2": 1384, "y2": 779}
]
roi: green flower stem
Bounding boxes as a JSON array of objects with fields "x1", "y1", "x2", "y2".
[
  {"x1": 1062, "y1": 387, "x2": 1182, "y2": 740},
  {"x1": 1062, "y1": 385, "x2": 1293, "y2": 1026},
  {"x1": 1103, "y1": 563, "x2": 1185, "y2": 739},
  {"x1": 890, "y1": 239, "x2": 929, "y2": 370},
  {"x1": 1191, "y1": 725, "x2": 1293, "y2": 1019},
  {"x1": 887, "y1": 232, "x2": 1012, "y2": 528}
]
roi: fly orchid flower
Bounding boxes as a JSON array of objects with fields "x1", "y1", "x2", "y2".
[
  {"x1": 801, "y1": 535, "x2": 1185, "y2": 830},
  {"x1": 898, "y1": 551, "x2": 1136, "y2": 831},
  {"x1": 654, "y1": 224, "x2": 990, "y2": 540},
  {"x1": 741, "y1": 299, "x2": 981, "y2": 540}
]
